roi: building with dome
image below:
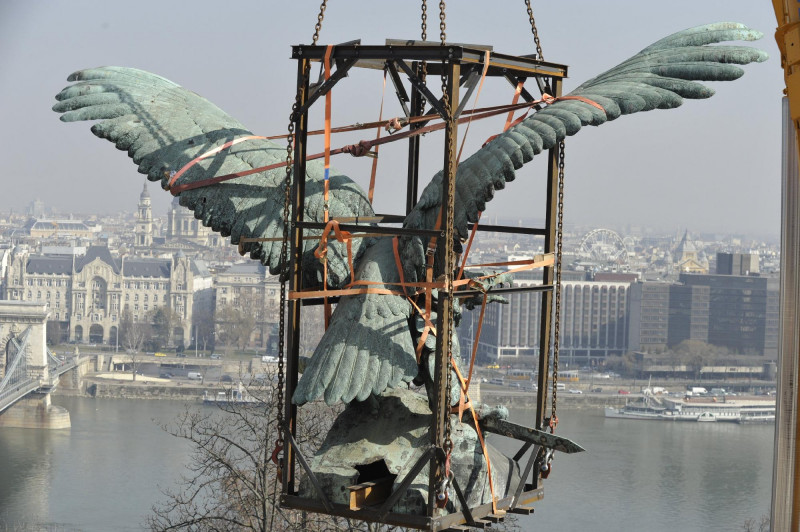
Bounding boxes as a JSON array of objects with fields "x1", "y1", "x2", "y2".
[
  {"x1": 674, "y1": 229, "x2": 709, "y2": 274},
  {"x1": 166, "y1": 197, "x2": 224, "y2": 248}
]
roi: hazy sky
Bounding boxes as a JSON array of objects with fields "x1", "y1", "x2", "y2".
[{"x1": 0, "y1": 1, "x2": 783, "y2": 238}]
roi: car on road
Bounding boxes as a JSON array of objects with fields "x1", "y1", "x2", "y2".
[
  {"x1": 618, "y1": 389, "x2": 630, "y2": 395},
  {"x1": 220, "y1": 375, "x2": 233, "y2": 383},
  {"x1": 591, "y1": 387, "x2": 603, "y2": 393},
  {"x1": 210, "y1": 353, "x2": 223, "y2": 360},
  {"x1": 568, "y1": 389, "x2": 583, "y2": 394},
  {"x1": 176, "y1": 353, "x2": 187, "y2": 358},
  {"x1": 159, "y1": 372, "x2": 173, "y2": 379}
]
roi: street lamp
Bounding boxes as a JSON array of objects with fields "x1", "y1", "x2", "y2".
[{"x1": 115, "y1": 326, "x2": 119, "y2": 353}]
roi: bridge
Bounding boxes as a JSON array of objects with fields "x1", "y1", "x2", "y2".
[{"x1": 0, "y1": 301, "x2": 76, "y2": 428}]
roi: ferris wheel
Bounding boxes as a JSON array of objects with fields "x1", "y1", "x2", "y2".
[{"x1": 577, "y1": 228, "x2": 629, "y2": 267}]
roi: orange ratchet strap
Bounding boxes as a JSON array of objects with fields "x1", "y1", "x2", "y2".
[
  {"x1": 322, "y1": 45, "x2": 334, "y2": 329},
  {"x1": 368, "y1": 70, "x2": 388, "y2": 205},
  {"x1": 167, "y1": 95, "x2": 604, "y2": 195},
  {"x1": 456, "y1": 51, "x2": 491, "y2": 164}
]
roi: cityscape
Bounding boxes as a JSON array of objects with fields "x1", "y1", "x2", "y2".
[
  {"x1": 0, "y1": 3, "x2": 784, "y2": 530},
  {"x1": 1, "y1": 191, "x2": 779, "y2": 382}
]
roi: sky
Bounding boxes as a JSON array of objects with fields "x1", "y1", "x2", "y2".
[{"x1": 0, "y1": 1, "x2": 784, "y2": 238}]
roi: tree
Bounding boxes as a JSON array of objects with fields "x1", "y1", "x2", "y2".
[
  {"x1": 150, "y1": 306, "x2": 184, "y2": 350},
  {"x1": 148, "y1": 367, "x2": 378, "y2": 531},
  {"x1": 192, "y1": 299, "x2": 215, "y2": 353},
  {"x1": 119, "y1": 309, "x2": 151, "y2": 381}
]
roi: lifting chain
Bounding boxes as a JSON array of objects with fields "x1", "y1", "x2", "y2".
[
  {"x1": 420, "y1": 0, "x2": 427, "y2": 41},
  {"x1": 274, "y1": 26, "x2": 316, "y2": 485},
  {"x1": 311, "y1": 0, "x2": 328, "y2": 45},
  {"x1": 523, "y1": 0, "x2": 544, "y2": 60},
  {"x1": 550, "y1": 139, "x2": 565, "y2": 432},
  {"x1": 273, "y1": 97, "x2": 297, "y2": 472},
  {"x1": 418, "y1": 0, "x2": 429, "y2": 109},
  {"x1": 436, "y1": 0, "x2": 457, "y2": 509}
]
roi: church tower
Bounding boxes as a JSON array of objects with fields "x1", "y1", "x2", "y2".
[{"x1": 135, "y1": 183, "x2": 153, "y2": 248}]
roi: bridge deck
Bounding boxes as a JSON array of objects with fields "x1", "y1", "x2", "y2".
[{"x1": 0, "y1": 379, "x2": 39, "y2": 414}]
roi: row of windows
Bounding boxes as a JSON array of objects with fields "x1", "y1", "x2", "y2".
[{"x1": 27, "y1": 278, "x2": 69, "y2": 287}]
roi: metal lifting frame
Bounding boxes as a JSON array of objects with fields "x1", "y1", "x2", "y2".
[{"x1": 280, "y1": 40, "x2": 567, "y2": 531}]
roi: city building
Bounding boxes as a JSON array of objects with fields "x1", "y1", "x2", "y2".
[
  {"x1": 674, "y1": 230, "x2": 708, "y2": 274},
  {"x1": 716, "y1": 252, "x2": 760, "y2": 276},
  {"x1": 1, "y1": 245, "x2": 206, "y2": 346},
  {"x1": 214, "y1": 262, "x2": 281, "y2": 349},
  {"x1": 24, "y1": 218, "x2": 98, "y2": 240},
  {"x1": 134, "y1": 183, "x2": 153, "y2": 248},
  {"x1": 459, "y1": 272, "x2": 633, "y2": 367},
  {"x1": 628, "y1": 273, "x2": 779, "y2": 358},
  {"x1": 166, "y1": 197, "x2": 224, "y2": 248}
]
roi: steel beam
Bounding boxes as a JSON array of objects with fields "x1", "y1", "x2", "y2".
[
  {"x1": 283, "y1": 57, "x2": 310, "y2": 498},
  {"x1": 535, "y1": 77, "x2": 562, "y2": 454}
]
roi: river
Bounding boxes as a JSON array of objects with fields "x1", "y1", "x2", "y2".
[{"x1": 0, "y1": 397, "x2": 774, "y2": 531}]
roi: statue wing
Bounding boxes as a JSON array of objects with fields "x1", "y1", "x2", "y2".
[
  {"x1": 400, "y1": 22, "x2": 767, "y2": 281},
  {"x1": 53, "y1": 66, "x2": 373, "y2": 286},
  {"x1": 293, "y1": 237, "x2": 418, "y2": 405}
]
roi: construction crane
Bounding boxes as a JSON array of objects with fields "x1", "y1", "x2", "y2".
[{"x1": 771, "y1": 2, "x2": 800, "y2": 530}]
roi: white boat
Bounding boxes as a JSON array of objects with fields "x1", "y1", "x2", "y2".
[
  {"x1": 605, "y1": 394, "x2": 775, "y2": 423},
  {"x1": 604, "y1": 397, "x2": 680, "y2": 421},
  {"x1": 202, "y1": 383, "x2": 258, "y2": 405}
]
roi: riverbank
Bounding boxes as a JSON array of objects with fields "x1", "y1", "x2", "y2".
[{"x1": 54, "y1": 375, "x2": 629, "y2": 409}]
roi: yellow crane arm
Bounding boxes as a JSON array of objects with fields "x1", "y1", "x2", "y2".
[{"x1": 774, "y1": 0, "x2": 800, "y2": 154}]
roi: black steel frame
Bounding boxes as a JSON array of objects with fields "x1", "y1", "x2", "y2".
[{"x1": 281, "y1": 40, "x2": 567, "y2": 531}]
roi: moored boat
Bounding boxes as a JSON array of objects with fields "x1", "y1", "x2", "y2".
[{"x1": 605, "y1": 394, "x2": 775, "y2": 423}]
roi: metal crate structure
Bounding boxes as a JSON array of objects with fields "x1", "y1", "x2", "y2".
[{"x1": 279, "y1": 40, "x2": 570, "y2": 531}]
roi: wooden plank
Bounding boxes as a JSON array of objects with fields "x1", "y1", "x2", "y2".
[
  {"x1": 484, "y1": 512, "x2": 506, "y2": 523},
  {"x1": 348, "y1": 476, "x2": 394, "y2": 510}
]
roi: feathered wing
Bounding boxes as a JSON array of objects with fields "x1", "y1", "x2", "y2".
[
  {"x1": 53, "y1": 66, "x2": 373, "y2": 286},
  {"x1": 293, "y1": 237, "x2": 418, "y2": 405},
  {"x1": 400, "y1": 22, "x2": 767, "y2": 281}
]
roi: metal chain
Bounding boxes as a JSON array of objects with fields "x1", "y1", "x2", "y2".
[
  {"x1": 524, "y1": 0, "x2": 544, "y2": 60},
  {"x1": 275, "y1": 56, "x2": 314, "y2": 468},
  {"x1": 275, "y1": 113, "x2": 296, "y2": 453},
  {"x1": 438, "y1": 0, "x2": 447, "y2": 44},
  {"x1": 551, "y1": 140, "x2": 565, "y2": 428},
  {"x1": 418, "y1": 0, "x2": 429, "y2": 108},
  {"x1": 311, "y1": 0, "x2": 328, "y2": 45},
  {"x1": 438, "y1": 0, "x2": 456, "y2": 497},
  {"x1": 421, "y1": 0, "x2": 427, "y2": 41},
  {"x1": 277, "y1": 0, "x2": 326, "y2": 450}
]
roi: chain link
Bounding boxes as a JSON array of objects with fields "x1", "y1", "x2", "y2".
[
  {"x1": 277, "y1": 0, "x2": 327, "y2": 451},
  {"x1": 421, "y1": 0, "x2": 427, "y2": 41},
  {"x1": 551, "y1": 140, "x2": 565, "y2": 427},
  {"x1": 275, "y1": 57, "x2": 315, "y2": 463},
  {"x1": 311, "y1": 0, "x2": 328, "y2": 45},
  {"x1": 275, "y1": 112, "x2": 296, "y2": 451},
  {"x1": 438, "y1": 0, "x2": 447, "y2": 44},
  {"x1": 524, "y1": 0, "x2": 544, "y2": 60},
  {"x1": 437, "y1": 0, "x2": 456, "y2": 501}
]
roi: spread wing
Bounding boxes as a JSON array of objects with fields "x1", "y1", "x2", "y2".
[
  {"x1": 293, "y1": 237, "x2": 418, "y2": 405},
  {"x1": 53, "y1": 66, "x2": 372, "y2": 287},
  {"x1": 400, "y1": 22, "x2": 767, "y2": 281}
]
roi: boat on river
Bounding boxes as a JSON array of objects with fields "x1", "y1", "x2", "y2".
[
  {"x1": 202, "y1": 383, "x2": 259, "y2": 406},
  {"x1": 605, "y1": 394, "x2": 775, "y2": 423}
]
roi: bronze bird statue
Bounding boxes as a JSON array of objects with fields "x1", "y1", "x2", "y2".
[{"x1": 53, "y1": 22, "x2": 767, "y2": 410}]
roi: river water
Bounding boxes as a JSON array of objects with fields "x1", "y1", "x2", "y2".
[{"x1": 0, "y1": 397, "x2": 774, "y2": 531}]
